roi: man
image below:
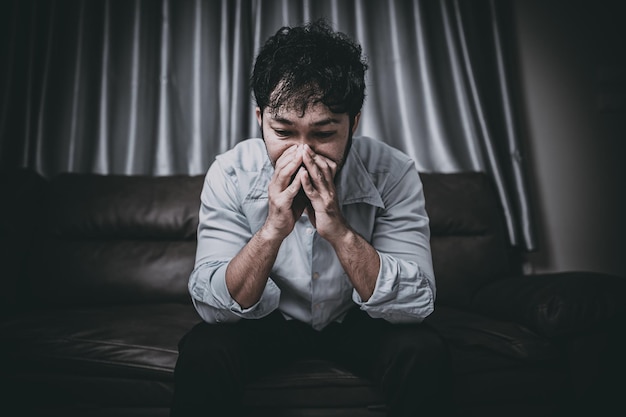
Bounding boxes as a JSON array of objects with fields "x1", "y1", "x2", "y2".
[{"x1": 170, "y1": 19, "x2": 449, "y2": 417}]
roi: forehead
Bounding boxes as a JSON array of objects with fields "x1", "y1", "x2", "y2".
[{"x1": 264, "y1": 103, "x2": 348, "y2": 126}]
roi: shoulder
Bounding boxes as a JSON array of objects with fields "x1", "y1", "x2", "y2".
[
  {"x1": 214, "y1": 138, "x2": 268, "y2": 173},
  {"x1": 206, "y1": 139, "x2": 271, "y2": 201},
  {"x1": 351, "y1": 136, "x2": 414, "y2": 175}
]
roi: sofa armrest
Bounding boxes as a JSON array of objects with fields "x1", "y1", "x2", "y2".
[
  {"x1": 0, "y1": 168, "x2": 47, "y2": 315},
  {"x1": 471, "y1": 272, "x2": 626, "y2": 338}
]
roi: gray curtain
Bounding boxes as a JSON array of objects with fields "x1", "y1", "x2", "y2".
[{"x1": 0, "y1": 0, "x2": 535, "y2": 250}]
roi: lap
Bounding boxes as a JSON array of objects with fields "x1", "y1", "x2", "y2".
[
  {"x1": 322, "y1": 308, "x2": 446, "y2": 380},
  {"x1": 173, "y1": 308, "x2": 450, "y2": 417},
  {"x1": 178, "y1": 307, "x2": 446, "y2": 383},
  {"x1": 178, "y1": 310, "x2": 311, "y2": 381}
]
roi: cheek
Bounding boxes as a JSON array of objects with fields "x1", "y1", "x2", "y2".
[
  {"x1": 317, "y1": 141, "x2": 348, "y2": 164},
  {"x1": 265, "y1": 141, "x2": 292, "y2": 165}
]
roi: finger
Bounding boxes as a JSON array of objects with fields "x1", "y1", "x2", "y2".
[
  {"x1": 285, "y1": 167, "x2": 306, "y2": 197},
  {"x1": 302, "y1": 145, "x2": 332, "y2": 189},
  {"x1": 326, "y1": 158, "x2": 338, "y2": 178},
  {"x1": 274, "y1": 144, "x2": 299, "y2": 171},
  {"x1": 272, "y1": 146, "x2": 304, "y2": 190},
  {"x1": 301, "y1": 167, "x2": 317, "y2": 198},
  {"x1": 269, "y1": 168, "x2": 304, "y2": 214}
]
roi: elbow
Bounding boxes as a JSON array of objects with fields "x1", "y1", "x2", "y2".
[{"x1": 192, "y1": 298, "x2": 241, "y2": 324}]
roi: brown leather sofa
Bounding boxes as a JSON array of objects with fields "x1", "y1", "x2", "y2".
[{"x1": 1, "y1": 167, "x2": 625, "y2": 417}]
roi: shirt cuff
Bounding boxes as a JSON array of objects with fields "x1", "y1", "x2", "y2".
[
  {"x1": 211, "y1": 264, "x2": 281, "y2": 318},
  {"x1": 352, "y1": 251, "x2": 398, "y2": 307},
  {"x1": 352, "y1": 252, "x2": 434, "y2": 323}
]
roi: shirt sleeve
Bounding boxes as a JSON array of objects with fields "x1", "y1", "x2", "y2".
[
  {"x1": 352, "y1": 160, "x2": 435, "y2": 323},
  {"x1": 188, "y1": 159, "x2": 281, "y2": 323}
]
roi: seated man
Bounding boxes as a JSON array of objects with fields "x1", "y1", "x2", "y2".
[{"x1": 170, "y1": 19, "x2": 449, "y2": 417}]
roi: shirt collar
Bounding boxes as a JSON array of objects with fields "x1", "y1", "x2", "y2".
[{"x1": 336, "y1": 145, "x2": 385, "y2": 208}]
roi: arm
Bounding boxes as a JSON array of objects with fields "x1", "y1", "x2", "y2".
[
  {"x1": 226, "y1": 144, "x2": 306, "y2": 308},
  {"x1": 302, "y1": 144, "x2": 434, "y2": 322},
  {"x1": 363, "y1": 159, "x2": 435, "y2": 322},
  {"x1": 300, "y1": 144, "x2": 379, "y2": 301},
  {"x1": 366, "y1": 160, "x2": 435, "y2": 322},
  {"x1": 189, "y1": 144, "x2": 306, "y2": 322}
]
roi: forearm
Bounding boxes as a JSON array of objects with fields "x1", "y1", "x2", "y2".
[
  {"x1": 330, "y1": 226, "x2": 380, "y2": 302},
  {"x1": 225, "y1": 225, "x2": 283, "y2": 309}
]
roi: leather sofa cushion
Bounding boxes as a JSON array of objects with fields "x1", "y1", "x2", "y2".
[
  {"x1": 45, "y1": 173, "x2": 204, "y2": 240},
  {"x1": 425, "y1": 306, "x2": 557, "y2": 363},
  {"x1": 1, "y1": 303, "x2": 384, "y2": 410},
  {"x1": 1, "y1": 303, "x2": 198, "y2": 380},
  {"x1": 420, "y1": 173, "x2": 512, "y2": 307},
  {"x1": 24, "y1": 173, "x2": 205, "y2": 305},
  {"x1": 472, "y1": 272, "x2": 626, "y2": 338},
  {"x1": 27, "y1": 238, "x2": 195, "y2": 305},
  {"x1": 1, "y1": 303, "x2": 199, "y2": 410}
]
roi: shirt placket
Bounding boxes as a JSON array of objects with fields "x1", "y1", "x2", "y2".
[{"x1": 305, "y1": 223, "x2": 326, "y2": 330}]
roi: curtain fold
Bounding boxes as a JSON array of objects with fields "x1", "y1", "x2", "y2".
[{"x1": 0, "y1": 0, "x2": 535, "y2": 249}]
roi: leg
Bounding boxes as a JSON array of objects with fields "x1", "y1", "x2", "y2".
[
  {"x1": 170, "y1": 311, "x2": 300, "y2": 417},
  {"x1": 374, "y1": 322, "x2": 451, "y2": 417},
  {"x1": 325, "y1": 308, "x2": 451, "y2": 417}
]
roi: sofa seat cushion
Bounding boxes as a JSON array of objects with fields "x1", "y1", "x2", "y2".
[
  {"x1": 425, "y1": 307, "x2": 567, "y2": 408},
  {"x1": 1, "y1": 303, "x2": 199, "y2": 379},
  {"x1": 425, "y1": 307, "x2": 558, "y2": 370},
  {"x1": 1, "y1": 303, "x2": 385, "y2": 410},
  {"x1": 0, "y1": 303, "x2": 199, "y2": 410}
]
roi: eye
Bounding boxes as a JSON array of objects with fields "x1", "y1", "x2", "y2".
[
  {"x1": 314, "y1": 131, "x2": 336, "y2": 139},
  {"x1": 273, "y1": 129, "x2": 292, "y2": 138}
]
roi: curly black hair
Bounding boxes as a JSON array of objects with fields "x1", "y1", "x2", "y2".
[{"x1": 251, "y1": 19, "x2": 368, "y2": 121}]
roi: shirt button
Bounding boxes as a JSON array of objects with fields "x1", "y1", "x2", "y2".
[
  {"x1": 312, "y1": 272, "x2": 320, "y2": 280},
  {"x1": 305, "y1": 227, "x2": 314, "y2": 235}
]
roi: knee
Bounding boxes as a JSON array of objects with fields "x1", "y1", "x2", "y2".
[
  {"x1": 383, "y1": 325, "x2": 450, "y2": 375},
  {"x1": 176, "y1": 323, "x2": 242, "y2": 375}
]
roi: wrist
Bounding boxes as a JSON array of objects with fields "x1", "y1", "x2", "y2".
[
  {"x1": 257, "y1": 222, "x2": 288, "y2": 244},
  {"x1": 325, "y1": 222, "x2": 353, "y2": 248}
]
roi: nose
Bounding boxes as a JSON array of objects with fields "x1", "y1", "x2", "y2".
[{"x1": 295, "y1": 137, "x2": 315, "y2": 153}]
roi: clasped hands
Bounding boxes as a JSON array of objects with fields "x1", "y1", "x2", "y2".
[{"x1": 264, "y1": 144, "x2": 348, "y2": 243}]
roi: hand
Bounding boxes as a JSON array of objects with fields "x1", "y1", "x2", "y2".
[
  {"x1": 301, "y1": 144, "x2": 349, "y2": 242},
  {"x1": 262, "y1": 145, "x2": 307, "y2": 241}
]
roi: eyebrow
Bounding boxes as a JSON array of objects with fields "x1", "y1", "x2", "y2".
[
  {"x1": 270, "y1": 116, "x2": 294, "y2": 126},
  {"x1": 269, "y1": 116, "x2": 341, "y2": 127},
  {"x1": 311, "y1": 118, "x2": 341, "y2": 127}
]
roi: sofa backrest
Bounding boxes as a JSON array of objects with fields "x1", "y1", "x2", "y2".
[
  {"x1": 14, "y1": 169, "x2": 513, "y2": 309},
  {"x1": 420, "y1": 172, "x2": 512, "y2": 308},
  {"x1": 25, "y1": 173, "x2": 204, "y2": 306}
]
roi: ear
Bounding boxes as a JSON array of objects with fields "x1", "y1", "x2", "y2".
[
  {"x1": 351, "y1": 112, "x2": 361, "y2": 134},
  {"x1": 255, "y1": 107, "x2": 263, "y2": 127}
]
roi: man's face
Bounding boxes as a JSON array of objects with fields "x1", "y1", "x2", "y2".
[{"x1": 256, "y1": 103, "x2": 360, "y2": 176}]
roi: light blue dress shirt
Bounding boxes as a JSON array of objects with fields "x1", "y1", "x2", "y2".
[{"x1": 189, "y1": 137, "x2": 435, "y2": 330}]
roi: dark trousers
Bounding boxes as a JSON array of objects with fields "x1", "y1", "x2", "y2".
[{"x1": 170, "y1": 307, "x2": 450, "y2": 417}]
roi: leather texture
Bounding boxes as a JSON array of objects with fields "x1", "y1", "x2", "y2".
[
  {"x1": 420, "y1": 172, "x2": 511, "y2": 308},
  {"x1": 472, "y1": 272, "x2": 626, "y2": 337},
  {"x1": 24, "y1": 173, "x2": 204, "y2": 306},
  {"x1": 1, "y1": 168, "x2": 624, "y2": 417}
]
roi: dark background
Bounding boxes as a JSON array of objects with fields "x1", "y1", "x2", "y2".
[{"x1": 511, "y1": 0, "x2": 625, "y2": 277}]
